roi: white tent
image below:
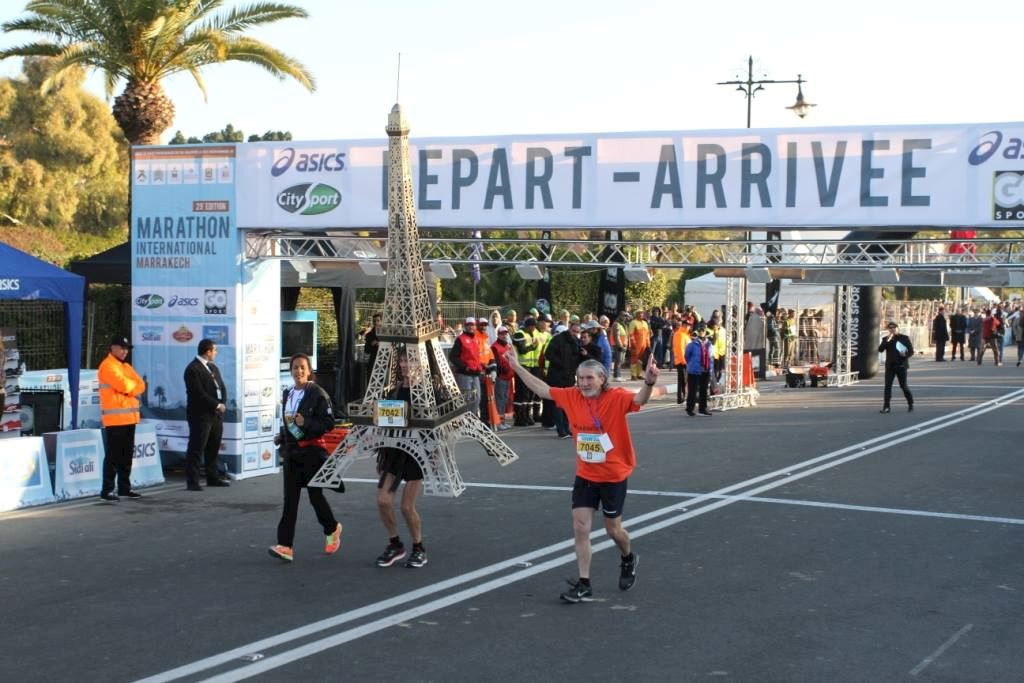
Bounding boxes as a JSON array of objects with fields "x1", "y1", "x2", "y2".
[
  {"x1": 969, "y1": 287, "x2": 999, "y2": 304},
  {"x1": 682, "y1": 273, "x2": 837, "y2": 320}
]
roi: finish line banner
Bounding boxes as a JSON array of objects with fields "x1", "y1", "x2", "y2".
[{"x1": 232, "y1": 122, "x2": 1024, "y2": 230}]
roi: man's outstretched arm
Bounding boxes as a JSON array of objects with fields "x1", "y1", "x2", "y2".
[{"x1": 505, "y1": 346, "x2": 552, "y2": 400}]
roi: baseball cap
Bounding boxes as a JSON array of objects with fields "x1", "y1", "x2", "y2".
[
  {"x1": 583, "y1": 320, "x2": 600, "y2": 330},
  {"x1": 477, "y1": 317, "x2": 488, "y2": 325},
  {"x1": 110, "y1": 335, "x2": 133, "y2": 349},
  {"x1": 465, "y1": 316, "x2": 477, "y2": 325},
  {"x1": 497, "y1": 325, "x2": 508, "y2": 333},
  {"x1": 540, "y1": 313, "x2": 553, "y2": 322},
  {"x1": 523, "y1": 317, "x2": 537, "y2": 327}
]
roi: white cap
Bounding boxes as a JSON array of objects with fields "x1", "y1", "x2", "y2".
[
  {"x1": 465, "y1": 316, "x2": 477, "y2": 324},
  {"x1": 497, "y1": 325, "x2": 508, "y2": 333}
]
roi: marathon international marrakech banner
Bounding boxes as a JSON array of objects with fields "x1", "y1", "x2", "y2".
[
  {"x1": 234, "y1": 122, "x2": 1024, "y2": 229},
  {"x1": 130, "y1": 146, "x2": 250, "y2": 472}
]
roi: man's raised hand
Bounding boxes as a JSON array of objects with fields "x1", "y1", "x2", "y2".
[{"x1": 644, "y1": 354, "x2": 660, "y2": 383}]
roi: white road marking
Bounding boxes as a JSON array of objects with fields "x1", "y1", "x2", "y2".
[
  {"x1": 909, "y1": 623, "x2": 973, "y2": 676},
  {"x1": 132, "y1": 387, "x2": 1024, "y2": 683},
  {"x1": 385, "y1": 480, "x2": 1024, "y2": 527}
]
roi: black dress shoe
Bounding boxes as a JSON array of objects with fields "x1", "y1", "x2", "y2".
[
  {"x1": 186, "y1": 483, "x2": 203, "y2": 491},
  {"x1": 206, "y1": 479, "x2": 230, "y2": 487},
  {"x1": 879, "y1": 407, "x2": 891, "y2": 413}
]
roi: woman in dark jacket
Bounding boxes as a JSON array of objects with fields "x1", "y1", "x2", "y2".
[{"x1": 269, "y1": 353, "x2": 342, "y2": 562}]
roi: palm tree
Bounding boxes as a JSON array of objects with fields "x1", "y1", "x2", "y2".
[{"x1": 1, "y1": 0, "x2": 315, "y2": 145}]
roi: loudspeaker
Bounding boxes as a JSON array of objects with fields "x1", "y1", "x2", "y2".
[{"x1": 19, "y1": 390, "x2": 64, "y2": 435}]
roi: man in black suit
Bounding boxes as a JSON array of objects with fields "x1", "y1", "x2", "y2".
[
  {"x1": 184, "y1": 338, "x2": 230, "y2": 490},
  {"x1": 878, "y1": 321, "x2": 915, "y2": 413},
  {"x1": 931, "y1": 306, "x2": 949, "y2": 361}
]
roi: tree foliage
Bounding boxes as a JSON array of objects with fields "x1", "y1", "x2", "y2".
[
  {"x1": 168, "y1": 125, "x2": 293, "y2": 144},
  {"x1": 1, "y1": 0, "x2": 316, "y2": 144},
  {"x1": 0, "y1": 57, "x2": 127, "y2": 236}
]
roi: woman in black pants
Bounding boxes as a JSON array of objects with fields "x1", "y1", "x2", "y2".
[{"x1": 269, "y1": 353, "x2": 342, "y2": 562}]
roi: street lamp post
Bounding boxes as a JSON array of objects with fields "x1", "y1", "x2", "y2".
[
  {"x1": 716, "y1": 56, "x2": 815, "y2": 128},
  {"x1": 716, "y1": 56, "x2": 816, "y2": 370}
]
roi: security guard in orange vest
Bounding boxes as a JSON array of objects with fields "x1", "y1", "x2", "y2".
[{"x1": 98, "y1": 335, "x2": 146, "y2": 502}]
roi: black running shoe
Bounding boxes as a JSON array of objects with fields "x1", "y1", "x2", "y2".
[
  {"x1": 404, "y1": 548, "x2": 428, "y2": 568},
  {"x1": 121, "y1": 491, "x2": 142, "y2": 499},
  {"x1": 619, "y1": 552, "x2": 639, "y2": 591},
  {"x1": 99, "y1": 492, "x2": 119, "y2": 503},
  {"x1": 559, "y1": 579, "x2": 593, "y2": 603},
  {"x1": 375, "y1": 543, "x2": 406, "y2": 567}
]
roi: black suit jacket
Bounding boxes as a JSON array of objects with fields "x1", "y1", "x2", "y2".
[
  {"x1": 185, "y1": 358, "x2": 227, "y2": 420},
  {"x1": 878, "y1": 333, "x2": 914, "y2": 368}
]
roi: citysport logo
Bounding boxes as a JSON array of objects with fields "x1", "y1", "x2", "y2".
[
  {"x1": 969, "y1": 131, "x2": 1024, "y2": 165},
  {"x1": 277, "y1": 183, "x2": 342, "y2": 215},
  {"x1": 993, "y1": 170, "x2": 1024, "y2": 221},
  {"x1": 270, "y1": 147, "x2": 346, "y2": 177},
  {"x1": 135, "y1": 293, "x2": 165, "y2": 309}
]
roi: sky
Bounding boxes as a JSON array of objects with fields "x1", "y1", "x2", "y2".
[{"x1": 0, "y1": 0, "x2": 1021, "y2": 143}]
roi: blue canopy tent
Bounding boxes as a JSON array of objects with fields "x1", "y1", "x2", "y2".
[{"x1": 0, "y1": 242, "x2": 85, "y2": 428}]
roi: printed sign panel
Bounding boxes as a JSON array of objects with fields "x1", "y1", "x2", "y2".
[
  {"x1": 131, "y1": 422, "x2": 165, "y2": 488},
  {"x1": 131, "y1": 146, "x2": 244, "y2": 471},
  {"x1": 243, "y1": 442, "x2": 260, "y2": 471},
  {"x1": 53, "y1": 430, "x2": 104, "y2": 500},
  {"x1": 234, "y1": 124, "x2": 1024, "y2": 229},
  {"x1": 258, "y1": 441, "x2": 277, "y2": 469},
  {"x1": 0, "y1": 437, "x2": 55, "y2": 510}
]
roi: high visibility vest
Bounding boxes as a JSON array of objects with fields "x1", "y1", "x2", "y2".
[
  {"x1": 476, "y1": 330, "x2": 494, "y2": 365},
  {"x1": 98, "y1": 353, "x2": 145, "y2": 427},
  {"x1": 513, "y1": 329, "x2": 542, "y2": 367},
  {"x1": 610, "y1": 322, "x2": 627, "y2": 349},
  {"x1": 712, "y1": 328, "x2": 727, "y2": 359},
  {"x1": 672, "y1": 329, "x2": 691, "y2": 365}
]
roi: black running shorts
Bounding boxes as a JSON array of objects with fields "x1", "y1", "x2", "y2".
[
  {"x1": 376, "y1": 447, "x2": 424, "y2": 492},
  {"x1": 571, "y1": 476, "x2": 628, "y2": 518}
]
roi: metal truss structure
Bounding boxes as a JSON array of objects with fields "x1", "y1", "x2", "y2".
[
  {"x1": 246, "y1": 234, "x2": 1024, "y2": 273},
  {"x1": 828, "y1": 286, "x2": 859, "y2": 387},
  {"x1": 707, "y1": 277, "x2": 757, "y2": 411},
  {"x1": 308, "y1": 104, "x2": 517, "y2": 498}
]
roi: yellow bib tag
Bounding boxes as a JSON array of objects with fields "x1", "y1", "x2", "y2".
[{"x1": 576, "y1": 432, "x2": 611, "y2": 463}]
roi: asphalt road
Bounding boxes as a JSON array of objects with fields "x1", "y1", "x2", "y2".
[{"x1": 1, "y1": 359, "x2": 1022, "y2": 682}]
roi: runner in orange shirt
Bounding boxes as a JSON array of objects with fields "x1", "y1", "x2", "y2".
[{"x1": 507, "y1": 348, "x2": 659, "y2": 603}]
